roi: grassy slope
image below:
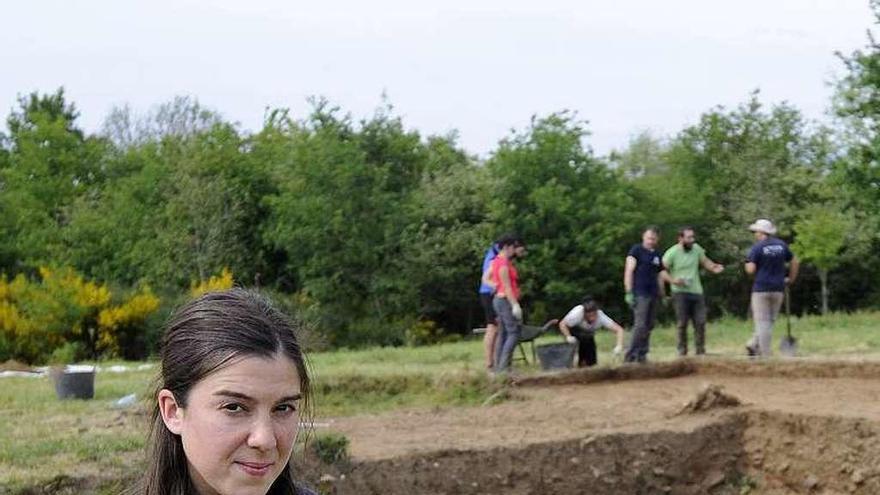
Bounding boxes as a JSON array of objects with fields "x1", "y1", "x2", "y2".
[{"x1": 2, "y1": 311, "x2": 880, "y2": 492}]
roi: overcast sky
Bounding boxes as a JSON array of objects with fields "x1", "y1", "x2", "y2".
[{"x1": 1, "y1": 0, "x2": 874, "y2": 156}]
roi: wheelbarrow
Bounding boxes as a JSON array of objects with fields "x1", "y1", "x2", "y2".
[
  {"x1": 471, "y1": 319, "x2": 559, "y2": 365},
  {"x1": 513, "y1": 319, "x2": 559, "y2": 365}
]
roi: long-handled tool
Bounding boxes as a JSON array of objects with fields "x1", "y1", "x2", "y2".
[{"x1": 779, "y1": 286, "x2": 797, "y2": 356}]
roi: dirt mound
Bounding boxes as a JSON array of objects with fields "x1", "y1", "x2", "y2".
[
  {"x1": 677, "y1": 383, "x2": 742, "y2": 415},
  {"x1": 514, "y1": 360, "x2": 697, "y2": 387},
  {"x1": 514, "y1": 358, "x2": 880, "y2": 389},
  {"x1": 742, "y1": 411, "x2": 880, "y2": 494},
  {"x1": 0, "y1": 359, "x2": 35, "y2": 373},
  {"x1": 696, "y1": 359, "x2": 880, "y2": 380}
]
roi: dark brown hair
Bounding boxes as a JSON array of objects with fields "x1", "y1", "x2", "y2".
[
  {"x1": 580, "y1": 296, "x2": 600, "y2": 314},
  {"x1": 133, "y1": 288, "x2": 312, "y2": 495}
]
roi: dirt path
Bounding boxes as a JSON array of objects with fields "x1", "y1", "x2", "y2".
[{"x1": 324, "y1": 372, "x2": 880, "y2": 461}]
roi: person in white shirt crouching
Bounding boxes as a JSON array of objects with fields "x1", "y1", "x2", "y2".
[{"x1": 558, "y1": 297, "x2": 625, "y2": 367}]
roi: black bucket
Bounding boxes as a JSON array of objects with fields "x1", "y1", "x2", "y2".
[
  {"x1": 536, "y1": 343, "x2": 576, "y2": 370},
  {"x1": 51, "y1": 366, "x2": 96, "y2": 400}
]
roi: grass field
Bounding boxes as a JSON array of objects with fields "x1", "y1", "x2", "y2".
[{"x1": 2, "y1": 311, "x2": 880, "y2": 493}]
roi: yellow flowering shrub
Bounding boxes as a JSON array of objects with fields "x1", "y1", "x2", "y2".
[
  {"x1": 97, "y1": 288, "x2": 160, "y2": 353},
  {"x1": 0, "y1": 267, "x2": 162, "y2": 363},
  {"x1": 0, "y1": 274, "x2": 64, "y2": 361},
  {"x1": 190, "y1": 267, "x2": 234, "y2": 297}
]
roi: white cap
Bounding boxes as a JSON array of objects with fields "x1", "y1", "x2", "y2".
[{"x1": 748, "y1": 219, "x2": 777, "y2": 235}]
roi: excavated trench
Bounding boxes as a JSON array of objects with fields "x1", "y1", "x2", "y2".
[
  {"x1": 9, "y1": 360, "x2": 880, "y2": 495},
  {"x1": 304, "y1": 360, "x2": 880, "y2": 494},
  {"x1": 306, "y1": 410, "x2": 880, "y2": 495}
]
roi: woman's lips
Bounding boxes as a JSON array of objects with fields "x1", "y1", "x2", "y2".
[{"x1": 235, "y1": 461, "x2": 274, "y2": 476}]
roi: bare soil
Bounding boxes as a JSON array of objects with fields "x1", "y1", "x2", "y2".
[
  {"x1": 10, "y1": 358, "x2": 880, "y2": 494},
  {"x1": 307, "y1": 358, "x2": 880, "y2": 494}
]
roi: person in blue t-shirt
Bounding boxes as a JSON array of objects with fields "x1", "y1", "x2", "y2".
[
  {"x1": 744, "y1": 219, "x2": 799, "y2": 357},
  {"x1": 478, "y1": 238, "x2": 501, "y2": 370},
  {"x1": 623, "y1": 226, "x2": 675, "y2": 363}
]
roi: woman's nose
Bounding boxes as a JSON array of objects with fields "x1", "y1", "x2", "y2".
[{"x1": 247, "y1": 416, "x2": 278, "y2": 450}]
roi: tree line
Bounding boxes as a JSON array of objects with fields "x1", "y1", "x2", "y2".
[{"x1": 2, "y1": 8, "x2": 880, "y2": 360}]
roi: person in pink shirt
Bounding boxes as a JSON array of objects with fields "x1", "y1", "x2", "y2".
[{"x1": 490, "y1": 236, "x2": 525, "y2": 373}]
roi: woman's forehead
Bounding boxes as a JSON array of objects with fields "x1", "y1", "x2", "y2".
[{"x1": 197, "y1": 354, "x2": 301, "y2": 398}]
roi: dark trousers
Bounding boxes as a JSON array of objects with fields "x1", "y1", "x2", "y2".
[
  {"x1": 572, "y1": 331, "x2": 597, "y2": 367},
  {"x1": 625, "y1": 295, "x2": 657, "y2": 363},
  {"x1": 674, "y1": 293, "x2": 707, "y2": 356}
]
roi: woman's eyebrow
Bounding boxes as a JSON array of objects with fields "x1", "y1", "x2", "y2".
[
  {"x1": 212, "y1": 390, "x2": 302, "y2": 403},
  {"x1": 213, "y1": 390, "x2": 254, "y2": 401}
]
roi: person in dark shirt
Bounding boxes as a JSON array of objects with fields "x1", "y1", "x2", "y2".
[
  {"x1": 623, "y1": 226, "x2": 675, "y2": 363},
  {"x1": 744, "y1": 219, "x2": 799, "y2": 357}
]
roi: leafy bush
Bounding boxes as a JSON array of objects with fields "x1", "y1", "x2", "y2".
[
  {"x1": 0, "y1": 333, "x2": 11, "y2": 362},
  {"x1": 339, "y1": 318, "x2": 407, "y2": 348},
  {"x1": 189, "y1": 267, "x2": 234, "y2": 297},
  {"x1": 0, "y1": 267, "x2": 161, "y2": 363},
  {"x1": 311, "y1": 432, "x2": 349, "y2": 465},
  {"x1": 261, "y1": 289, "x2": 329, "y2": 352},
  {"x1": 404, "y1": 319, "x2": 440, "y2": 346},
  {"x1": 48, "y1": 341, "x2": 86, "y2": 364}
]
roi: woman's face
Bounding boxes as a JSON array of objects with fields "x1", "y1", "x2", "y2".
[{"x1": 159, "y1": 353, "x2": 303, "y2": 495}]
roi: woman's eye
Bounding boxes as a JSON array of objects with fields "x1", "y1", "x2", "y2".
[
  {"x1": 222, "y1": 403, "x2": 245, "y2": 413},
  {"x1": 275, "y1": 403, "x2": 297, "y2": 413}
]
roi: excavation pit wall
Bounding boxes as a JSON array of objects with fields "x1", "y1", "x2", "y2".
[
  {"x1": 306, "y1": 359, "x2": 880, "y2": 494},
  {"x1": 305, "y1": 411, "x2": 880, "y2": 494}
]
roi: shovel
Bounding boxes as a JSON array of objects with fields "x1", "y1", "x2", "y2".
[{"x1": 779, "y1": 286, "x2": 797, "y2": 356}]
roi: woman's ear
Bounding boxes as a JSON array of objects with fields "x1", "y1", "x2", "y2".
[{"x1": 158, "y1": 389, "x2": 185, "y2": 435}]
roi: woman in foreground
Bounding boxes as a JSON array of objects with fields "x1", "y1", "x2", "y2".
[{"x1": 132, "y1": 288, "x2": 316, "y2": 495}]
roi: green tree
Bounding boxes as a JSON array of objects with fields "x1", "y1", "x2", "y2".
[
  {"x1": 0, "y1": 89, "x2": 108, "y2": 272},
  {"x1": 831, "y1": 1, "x2": 880, "y2": 308},
  {"x1": 834, "y1": 0, "x2": 880, "y2": 210},
  {"x1": 486, "y1": 111, "x2": 639, "y2": 321},
  {"x1": 261, "y1": 100, "x2": 429, "y2": 345},
  {"x1": 610, "y1": 131, "x2": 704, "y2": 238},
  {"x1": 63, "y1": 99, "x2": 266, "y2": 288},
  {"x1": 792, "y1": 208, "x2": 854, "y2": 314},
  {"x1": 659, "y1": 93, "x2": 832, "y2": 314},
  {"x1": 396, "y1": 135, "x2": 494, "y2": 332}
]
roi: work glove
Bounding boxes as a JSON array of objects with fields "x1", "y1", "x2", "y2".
[
  {"x1": 613, "y1": 344, "x2": 623, "y2": 356},
  {"x1": 511, "y1": 302, "x2": 523, "y2": 321},
  {"x1": 565, "y1": 335, "x2": 578, "y2": 345},
  {"x1": 625, "y1": 292, "x2": 634, "y2": 308}
]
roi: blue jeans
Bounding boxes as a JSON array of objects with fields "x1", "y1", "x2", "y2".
[
  {"x1": 625, "y1": 295, "x2": 657, "y2": 363},
  {"x1": 492, "y1": 297, "x2": 521, "y2": 373}
]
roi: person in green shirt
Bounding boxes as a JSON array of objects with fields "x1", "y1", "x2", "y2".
[{"x1": 662, "y1": 226, "x2": 725, "y2": 356}]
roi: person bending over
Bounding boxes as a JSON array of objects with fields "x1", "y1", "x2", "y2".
[{"x1": 558, "y1": 297, "x2": 625, "y2": 367}]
